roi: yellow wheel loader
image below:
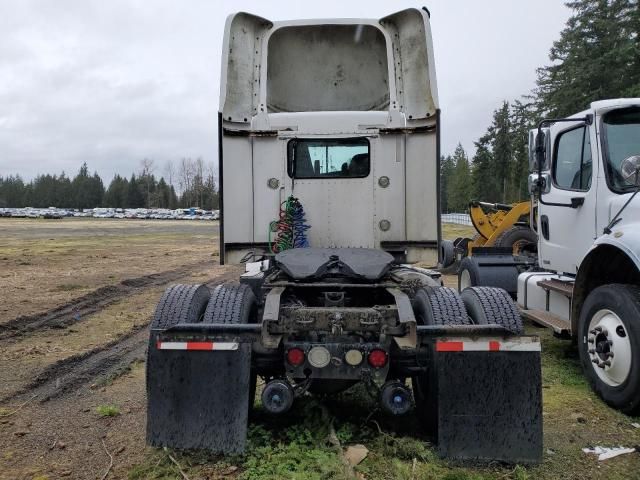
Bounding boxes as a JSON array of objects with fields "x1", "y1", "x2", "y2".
[
  {"x1": 461, "y1": 201, "x2": 536, "y2": 255},
  {"x1": 450, "y1": 201, "x2": 538, "y2": 296}
]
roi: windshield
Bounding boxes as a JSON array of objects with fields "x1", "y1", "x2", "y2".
[
  {"x1": 602, "y1": 108, "x2": 640, "y2": 192},
  {"x1": 287, "y1": 138, "x2": 370, "y2": 179}
]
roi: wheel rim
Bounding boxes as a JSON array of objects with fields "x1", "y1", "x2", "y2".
[
  {"x1": 587, "y1": 309, "x2": 632, "y2": 386},
  {"x1": 459, "y1": 269, "x2": 471, "y2": 291}
]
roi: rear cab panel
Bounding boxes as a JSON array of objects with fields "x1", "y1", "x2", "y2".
[{"x1": 218, "y1": 9, "x2": 440, "y2": 265}]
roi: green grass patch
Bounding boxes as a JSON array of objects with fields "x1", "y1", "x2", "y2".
[
  {"x1": 536, "y1": 330, "x2": 585, "y2": 387},
  {"x1": 241, "y1": 400, "x2": 349, "y2": 480},
  {"x1": 95, "y1": 404, "x2": 120, "y2": 417}
]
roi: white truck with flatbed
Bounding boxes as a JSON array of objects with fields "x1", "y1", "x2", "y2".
[{"x1": 145, "y1": 8, "x2": 543, "y2": 463}]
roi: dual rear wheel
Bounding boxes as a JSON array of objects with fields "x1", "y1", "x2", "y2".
[
  {"x1": 149, "y1": 282, "x2": 258, "y2": 409},
  {"x1": 410, "y1": 286, "x2": 523, "y2": 433}
]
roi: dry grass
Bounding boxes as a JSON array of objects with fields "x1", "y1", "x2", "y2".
[
  {"x1": 442, "y1": 223, "x2": 475, "y2": 240},
  {"x1": 0, "y1": 219, "x2": 219, "y2": 321}
]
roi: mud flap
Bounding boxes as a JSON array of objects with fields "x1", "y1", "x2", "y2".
[
  {"x1": 435, "y1": 343, "x2": 542, "y2": 464},
  {"x1": 146, "y1": 332, "x2": 252, "y2": 454}
]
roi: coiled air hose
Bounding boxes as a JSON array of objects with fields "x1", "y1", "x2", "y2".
[{"x1": 269, "y1": 196, "x2": 310, "y2": 253}]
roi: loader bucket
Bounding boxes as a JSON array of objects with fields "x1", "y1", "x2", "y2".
[
  {"x1": 146, "y1": 332, "x2": 253, "y2": 454},
  {"x1": 434, "y1": 337, "x2": 542, "y2": 464}
]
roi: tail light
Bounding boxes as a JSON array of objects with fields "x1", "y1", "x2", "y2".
[
  {"x1": 286, "y1": 348, "x2": 305, "y2": 366},
  {"x1": 368, "y1": 349, "x2": 388, "y2": 368}
]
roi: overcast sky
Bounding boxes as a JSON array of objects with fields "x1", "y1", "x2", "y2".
[{"x1": 0, "y1": 0, "x2": 571, "y2": 182}]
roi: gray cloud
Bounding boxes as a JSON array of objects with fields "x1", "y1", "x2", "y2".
[{"x1": 0, "y1": 0, "x2": 570, "y2": 182}]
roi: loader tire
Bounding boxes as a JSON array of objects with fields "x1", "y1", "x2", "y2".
[
  {"x1": 203, "y1": 283, "x2": 258, "y2": 409},
  {"x1": 494, "y1": 226, "x2": 537, "y2": 254},
  {"x1": 150, "y1": 284, "x2": 211, "y2": 330},
  {"x1": 411, "y1": 287, "x2": 470, "y2": 436},
  {"x1": 460, "y1": 286, "x2": 523, "y2": 334}
]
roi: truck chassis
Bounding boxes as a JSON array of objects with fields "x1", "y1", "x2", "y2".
[{"x1": 146, "y1": 248, "x2": 542, "y2": 463}]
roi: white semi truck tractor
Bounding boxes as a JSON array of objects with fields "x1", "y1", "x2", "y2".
[
  {"x1": 145, "y1": 8, "x2": 543, "y2": 463},
  {"x1": 460, "y1": 99, "x2": 640, "y2": 414}
]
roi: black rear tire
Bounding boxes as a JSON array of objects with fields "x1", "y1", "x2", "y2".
[
  {"x1": 578, "y1": 284, "x2": 640, "y2": 414},
  {"x1": 204, "y1": 283, "x2": 258, "y2": 410},
  {"x1": 147, "y1": 284, "x2": 211, "y2": 394},
  {"x1": 460, "y1": 286, "x2": 523, "y2": 334},
  {"x1": 203, "y1": 283, "x2": 256, "y2": 325},
  {"x1": 411, "y1": 286, "x2": 470, "y2": 326},
  {"x1": 411, "y1": 287, "x2": 470, "y2": 436},
  {"x1": 150, "y1": 284, "x2": 211, "y2": 330}
]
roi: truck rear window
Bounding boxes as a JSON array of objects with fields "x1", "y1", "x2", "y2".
[{"x1": 287, "y1": 138, "x2": 370, "y2": 179}]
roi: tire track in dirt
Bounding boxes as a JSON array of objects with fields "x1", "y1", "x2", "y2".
[
  {"x1": 1, "y1": 269, "x2": 241, "y2": 403},
  {"x1": 0, "y1": 262, "x2": 213, "y2": 341}
]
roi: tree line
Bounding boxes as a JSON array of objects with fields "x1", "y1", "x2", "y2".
[
  {"x1": 0, "y1": 158, "x2": 218, "y2": 210},
  {"x1": 441, "y1": 0, "x2": 640, "y2": 212}
]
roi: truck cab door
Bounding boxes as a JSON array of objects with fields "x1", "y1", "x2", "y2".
[{"x1": 537, "y1": 122, "x2": 597, "y2": 274}]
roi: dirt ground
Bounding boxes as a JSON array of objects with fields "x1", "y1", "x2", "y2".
[{"x1": 0, "y1": 220, "x2": 638, "y2": 480}]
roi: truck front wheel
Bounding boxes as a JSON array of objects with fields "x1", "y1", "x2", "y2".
[{"x1": 578, "y1": 284, "x2": 640, "y2": 414}]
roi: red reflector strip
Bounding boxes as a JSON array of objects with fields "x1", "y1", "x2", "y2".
[
  {"x1": 156, "y1": 341, "x2": 239, "y2": 351},
  {"x1": 435, "y1": 341, "x2": 464, "y2": 352},
  {"x1": 435, "y1": 339, "x2": 540, "y2": 352}
]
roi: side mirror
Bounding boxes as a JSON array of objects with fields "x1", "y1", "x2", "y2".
[
  {"x1": 621, "y1": 155, "x2": 640, "y2": 187},
  {"x1": 528, "y1": 128, "x2": 550, "y2": 172},
  {"x1": 528, "y1": 173, "x2": 550, "y2": 195}
]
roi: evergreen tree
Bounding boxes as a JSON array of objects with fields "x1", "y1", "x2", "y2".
[
  {"x1": 168, "y1": 185, "x2": 179, "y2": 209},
  {"x1": 157, "y1": 178, "x2": 170, "y2": 208},
  {"x1": 55, "y1": 173, "x2": 73, "y2": 207},
  {"x1": 448, "y1": 144, "x2": 472, "y2": 211},
  {"x1": 535, "y1": 0, "x2": 640, "y2": 117},
  {"x1": 440, "y1": 155, "x2": 455, "y2": 212},
  {"x1": 127, "y1": 174, "x2": 145, "y2": 208},
  {"x1": 492, "y1": 102, "x2": 513, "y2": 203},
  {"x1": 0, "y1": 175, "x2": 27, "y2": 207},
  {"x1": 510, "y1": 101, "x2": 536, "y2": 200},
  {"x1": 471, "y1": 136, "x2": 497, "y2": 202},
  {"x1": 104, "y1": 175, "x2": 129, "y2": 208},
  {"x1": 72, "y1": 163, "x2": 104, "y2": 209}
]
